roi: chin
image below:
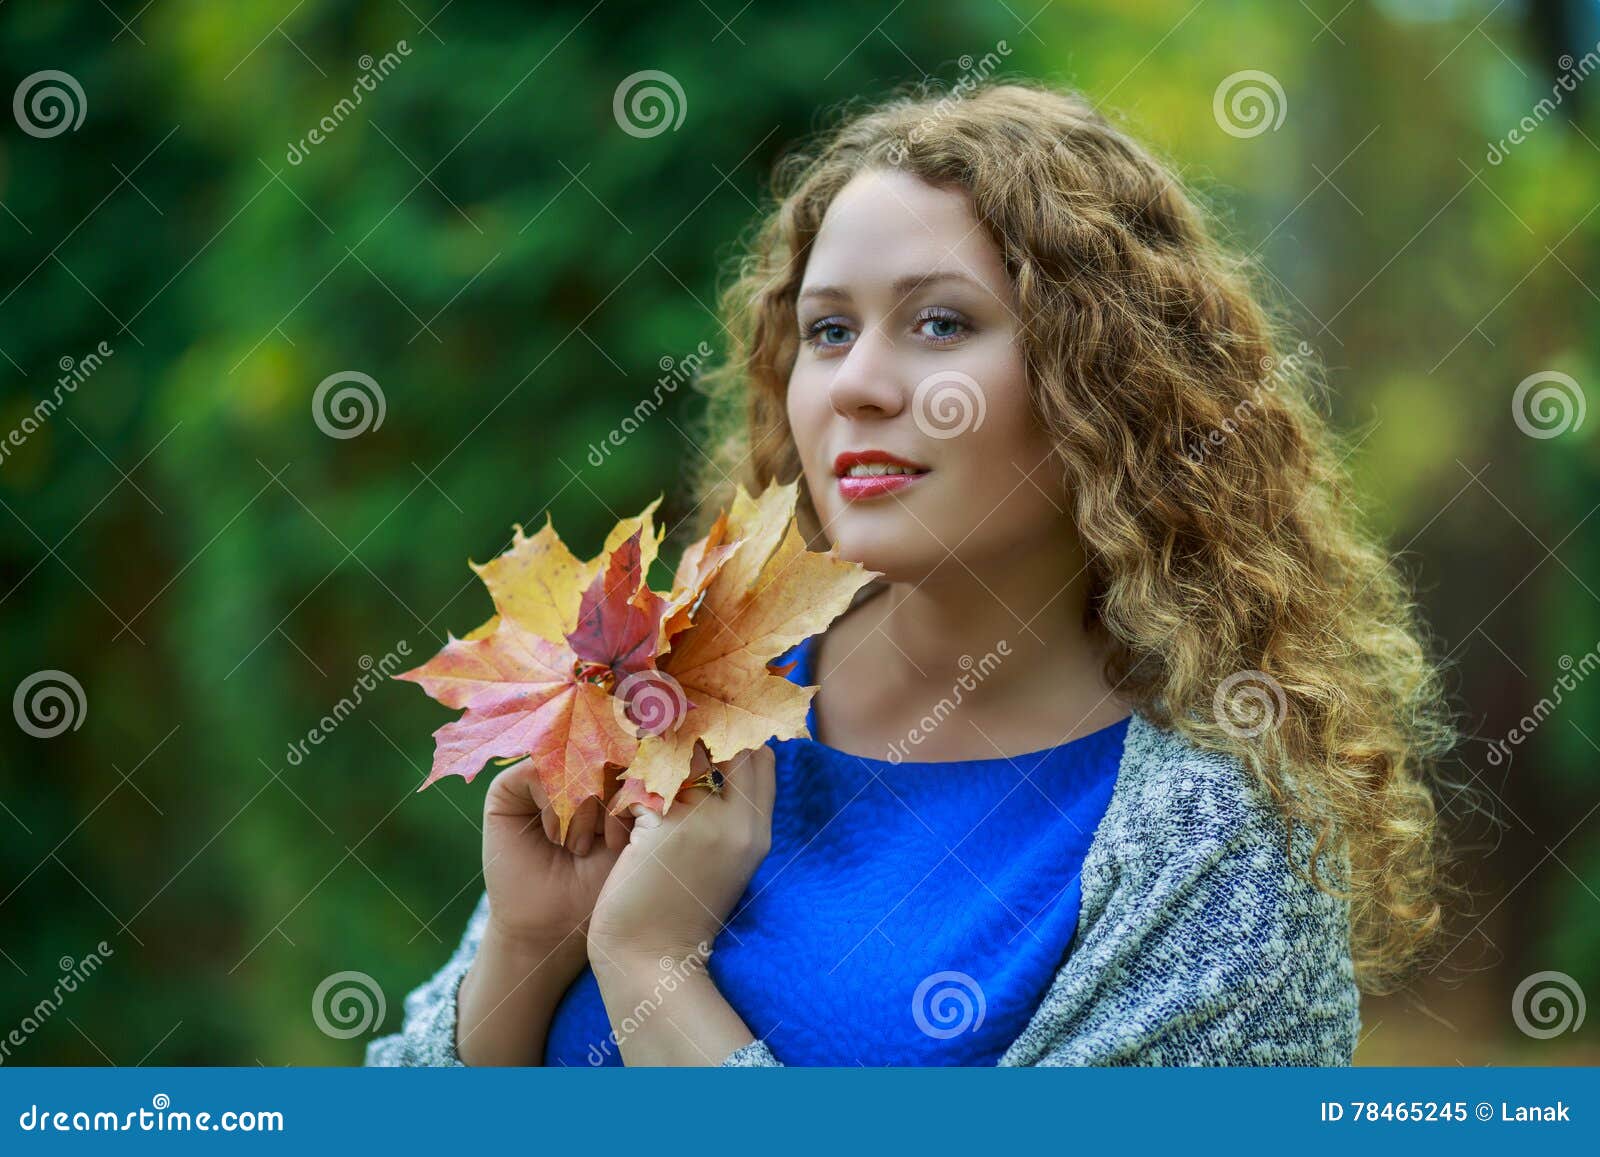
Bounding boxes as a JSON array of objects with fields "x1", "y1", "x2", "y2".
[{"x1": 819, "y1": 511, "x2": 945, "y2": 584}]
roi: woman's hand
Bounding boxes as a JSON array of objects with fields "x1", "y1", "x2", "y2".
[
  {"x1": 457, "y1": 763, "x2": 632, "y2": 1065},
  {"x1": 588, "y1": 744, "x2": 776, "y2": 963},
  {"x1": 479, "y1": 760, "x2": 631, "y2": 974}
]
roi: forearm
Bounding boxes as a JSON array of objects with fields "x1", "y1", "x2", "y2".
[
  {"x1": 456, "y1": 923, "x2": 585, "y2": 1066},
  {"x1": 590, "y1": 942, "x2": 757, "y2": 1066}
]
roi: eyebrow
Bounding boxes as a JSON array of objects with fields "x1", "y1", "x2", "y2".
[{"x1": 797, "y1": 270, "x2": 986, "y2": 302}]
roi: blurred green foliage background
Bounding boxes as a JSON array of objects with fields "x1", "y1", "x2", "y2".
[{"x1": 1, "y1": 0, "x2": 1596, "y2": 1065}]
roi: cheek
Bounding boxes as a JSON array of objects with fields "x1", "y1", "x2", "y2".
[
  {"x1": 784, "y1": 381, "x2": 831, "y2": 528},
  {"x1": 785, "y1": 373, "x2": 827, "y2": 469},
  {"x1": 783, "y1": 378, "x2": 803, "y2": 444},
  {"x1": 951, "y1": 375, "x2": 1064, "y2": 508},
  {"x1": 967, "y1": 360, "x2": 1048, "y2": 470}
]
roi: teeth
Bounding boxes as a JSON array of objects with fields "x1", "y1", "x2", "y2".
[{"x1": 845, "y1": 463, "x2": 919, "y2": 477}]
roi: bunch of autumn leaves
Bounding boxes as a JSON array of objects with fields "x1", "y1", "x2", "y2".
[{"x1": 397, "y1": 481, "x2": 876, "y2": 844}]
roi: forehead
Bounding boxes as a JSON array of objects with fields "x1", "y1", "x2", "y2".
[{"x1": 801, "y1": 168, "x2": 1009, "y2": 296}]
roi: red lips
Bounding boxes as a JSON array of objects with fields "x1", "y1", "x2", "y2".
[
  {"x1": 833, "y1": 449, "x2": 929, "y2": 475},
  {"x1": 833, "y1": 449, "x2": 930, "y2": 502}
]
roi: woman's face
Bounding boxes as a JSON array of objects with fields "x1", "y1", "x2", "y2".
[{"x1": 786, "y1": 167, "x2": 1072, "y2": 583}]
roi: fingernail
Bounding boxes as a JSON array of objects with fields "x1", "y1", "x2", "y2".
[{"x1": 575, "y1": 831, "x2": 592, "y2": 855}]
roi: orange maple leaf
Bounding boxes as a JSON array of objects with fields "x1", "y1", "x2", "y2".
[
  {"x1": 611, "y1": 479, "x2": 878, "y2": 816},
  {"x1": 396, "y1": 483, "x2": 877, "y2": 839},
  {"x1": 397, "y1": 501, "x2": 663, "y2": 842}
]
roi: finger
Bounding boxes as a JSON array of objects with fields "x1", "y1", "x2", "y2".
[
  {"x1": 749, "y1": 745, "x2": 776, "y2": 814},
  {"x1": 720, "y1": 746, "x2": 774, "y2": 815},
  {"x1": 486, "y1": 764, "x2": 550, "y2": 842},
  {"x1": 526, "y1": 774, "x2": 560, "y2": 845},
  {"x1": 625, "y1": 801, "x2": 663, "y2": 831},
  {"x1": 670, "y1": 783, "x2": 716, "y2": 818},
  {"x1": 566, "y1": 796, "x2": 598, "y2": 855},
  {"x1": 485, "y1": 763, "x2": 536, "y2": 814},
  {"x1": 602, "y1": 804, "x2": 632, "y2": 852},
  {"x1": 634, "y1": 786, "x2": 712, "y2": 833},
  {"x1": 682, "y1": 741, "x2": 737, "y2": 806}
]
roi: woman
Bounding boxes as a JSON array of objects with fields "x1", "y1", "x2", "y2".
[{"x1": 366, "y1": 80, "x2": 1456, "y2": 1067}]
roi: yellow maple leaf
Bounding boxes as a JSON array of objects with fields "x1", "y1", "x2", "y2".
[
  {"x1": 617, "y1": 480, "x2": 879, "y2": 812},
  {"x1": 399, "y1": 499, "x2": 663, "y2": 843},
  {"x1": 398, "y1": 483, "x2": 875, "y2": 839},
  {"x1": 464, "y1": 497, "x2": 663, "y2": 643}
]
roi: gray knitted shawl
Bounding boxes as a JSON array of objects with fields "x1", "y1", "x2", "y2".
[{"x1": 365, "y1": 711, "x2": 1361, "y2": 1067}]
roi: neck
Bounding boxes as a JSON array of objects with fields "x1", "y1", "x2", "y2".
[{"x1": 870, "y1": 531, "x2": 1105, "y2": 698}]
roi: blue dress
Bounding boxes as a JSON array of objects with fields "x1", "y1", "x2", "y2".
[{"x1": 541, "y1": 633, "x2": 1130, "y2": 1066}]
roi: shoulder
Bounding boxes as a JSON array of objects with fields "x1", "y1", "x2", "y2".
[
  {"x1": 1001, "y1": 711, "x2": 1361, "y2": 1065},
  {"x1": 1089, "y1": 711, "x2": 1347, "y2": 890}
]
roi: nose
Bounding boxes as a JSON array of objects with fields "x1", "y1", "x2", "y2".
[{"x1": 826, "y1": 327, "x2": 906, "y2": 420}]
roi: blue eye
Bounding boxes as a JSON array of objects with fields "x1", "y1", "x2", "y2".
[
  {"x1": 916, "y1": 309, "x2": 968, "y2": 343},
  {"x1": 802, "y1": 317, "x2": 854, "y2": 350},
  {"x1": 801, "y1": 309, "x2": 968, "y2": 352}
]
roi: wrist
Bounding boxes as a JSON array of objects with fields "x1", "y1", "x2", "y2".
[
  {"x1": 484, "y1": 917, "x2": 588, "y2": 977},
  {"x1": 585, "y1": 937, "x2": 752, "y2": 1066},
  {"x1": 587, "y1": 932, "x2": 716, "y2": 986},
  {"x1": 457, "y1": 924, "x2": 583, "y2": 1067}
]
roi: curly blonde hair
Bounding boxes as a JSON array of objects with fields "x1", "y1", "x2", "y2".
[{"x1": 691, "y1": 79, "x2": 1460, "y2": 996}]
